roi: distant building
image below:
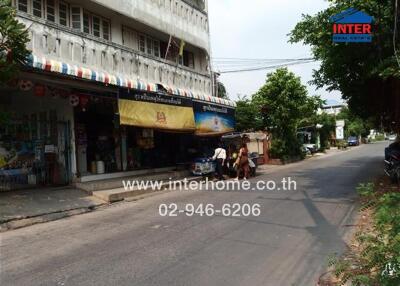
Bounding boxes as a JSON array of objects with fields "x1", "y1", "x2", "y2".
[{"x1": 319, "y1": 103, "x2": 347, "y2": 116}]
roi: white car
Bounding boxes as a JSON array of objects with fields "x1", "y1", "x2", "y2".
[{"x1": 388, "y1": 134, "x2": 397, "y2": 141}]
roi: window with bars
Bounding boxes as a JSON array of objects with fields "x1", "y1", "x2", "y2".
[
  {"x1": 86, "y1": 14, "x2": 110, "y2": 40},
  {"x1": 14, "y1": 1, "x2": 111, "y2": 41},
  {"x1": 46, "y1": 0, "x2": 55, "y2": 22},
  {"x1": 139, "y1": 35, "x2": 146, "y2": 53},
  {"x1": 32, "y1": 0, "x2": 42, "y2": 17},
  {"x1": 138, "y1": 34, "x2": 161, "y2": 58},
  {"x1": 59, "y1": 1, "x2": 68, "y2": 26},
  {"x1": 146, "y1": 37, "x2": 153, "y2": 55},
  {"x1": 102, "y1": 19, "x2": 110, "y2": 41},
  {"x1": 83, "y1": 11, "x2": 91, "y2": 34},
  {"x1": 17, "y1": 0, "x2": 28, "y2": 13},
  {"x1": 153, "y1": 40, "x2": 160, "y2": 57},
  {"x1": 92, "y1": 15, "x2": 100, "y2": 37},
  {"x1": 71, "y1": 6, "x2": 81, "y2": 30},
  {"x1": 183, "y1": 50, "x2": 195, "y2": 69}
]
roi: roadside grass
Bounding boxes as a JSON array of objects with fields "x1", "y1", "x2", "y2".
[
  {"x1": 371, "y1": 135, "x2": 386, "y2": 142},
  {"x1": 318, "y1": 177, "x2": 400, "y2": 286}
]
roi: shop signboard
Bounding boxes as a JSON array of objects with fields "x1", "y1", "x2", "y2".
[
  {"x1": 118, "y1": 92, "x2": 195, "y2": 131},
  {"x1": 193, "y1": 101, "x2": 235, "y2": 136},
  {"x1": 336, "y1": 120, "x2": 345, "y2": 140}
]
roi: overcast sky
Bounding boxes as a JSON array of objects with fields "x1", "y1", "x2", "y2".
[{"x1": 208, "y1": 0, "x2": 343, "y2": 105}]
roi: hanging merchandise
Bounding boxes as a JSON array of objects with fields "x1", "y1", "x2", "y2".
[
  {"x1": 69, "y1": 94, "x2": 80, "y2": 106},
  {"x1": 137, "y1": 129, "x2": 154, "y2": 149},
  {"x1": 79, "y1": 94, "x2": 90, "y2": 111},
  {"x1": 18, "y1": 79, "x2": 34, "y2": 91},
  {"x1": 34, "y1": 84, "x2": 46, "y2": 97}
]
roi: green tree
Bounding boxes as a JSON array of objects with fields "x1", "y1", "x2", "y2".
[
  {"x1": 337, "y1": 107, "x2": 373, "y2": 137},
  {"x1": 217, "y1": 81, "x2": 228, "y2": 99},
  {"x1": 0, "y1": 0, "x2": 30, "y2": 84},
  {"x1": 289, "y1": 0, "x2": 398, "y2": 122},
  {"x1": 234, "y1": 96, "x2": 263, "y2": 132},
  {"x1": 301, "y1": 111, "x2": 336, "y2": 149},
  {"x1": 317, "y1": 112, "x2": 336, "y2": 148},
  {"x1": 253, "y1": 68, "x2": 323, "y2": 159}
]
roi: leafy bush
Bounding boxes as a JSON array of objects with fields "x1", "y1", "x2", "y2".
[
  {"x1": 374, "y1": 134, "x2": 385, "y2": 142},
  {"x1": 269, "y1": 138, "x2": 286, "y2": 159},
  {"x1": 337, "y1": 140, "x2": 348, "y2": 149},
  {"x1": 329, "y1": 183, "x2": 400, "y2": 285},
  {"x1": 269, "y1": 135, "x2": 303, "y2": 160}
]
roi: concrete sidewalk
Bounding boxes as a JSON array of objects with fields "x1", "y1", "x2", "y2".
[
  {"x1": 0, "y1": 187, "x2": 105, "y2": 231},
  {"x1": 0, "y1": 174, "x2": 202, "y2": 231}
]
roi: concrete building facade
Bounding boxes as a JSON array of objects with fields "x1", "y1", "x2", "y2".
[
  {"x1": 13, "y1": 0, "x2": 213, "y2": 96},
  {"x1": 0, "y1": 0, "x2": 235, "y2": 190}
]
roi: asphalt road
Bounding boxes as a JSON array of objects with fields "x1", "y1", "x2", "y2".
[{"x1": 0, "y1": 142, "x2": 386, "y2": 286}]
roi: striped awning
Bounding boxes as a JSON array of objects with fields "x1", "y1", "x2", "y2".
[
  {"x1": 162, "y1": 86, "x2": 236, "y2": 107},
  {"x1": 26, "y1": 54, "x2": 236, "y2": 107}
]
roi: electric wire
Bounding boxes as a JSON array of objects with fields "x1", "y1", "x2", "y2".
[{"x1": 211, "y1": 57, "x2": 316, "y2": 74}]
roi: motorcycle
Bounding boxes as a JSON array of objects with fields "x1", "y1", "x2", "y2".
[{"x1": 384, "y1": 149, "x2": 400, "y2": 183}]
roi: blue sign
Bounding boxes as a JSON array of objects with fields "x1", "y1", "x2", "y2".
[{"x1": 330, "y1": 8, "x2": 373, "y2": 43}]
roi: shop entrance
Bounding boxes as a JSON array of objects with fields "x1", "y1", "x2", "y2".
[
  {"x1": 0, "y1": 118, "x2": 71, "y2": 190},
  {"x1": 74, "y1": 97, "x2": 121, "y2": 176},
  {"x1": 123, "y1": 127, "x2": 196, "y2": 170}
]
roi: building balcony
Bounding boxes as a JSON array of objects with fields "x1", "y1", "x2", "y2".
[
  {"x1": 87, "y1": 0, "x2": 210, "y2": 53},
  {"x1": 18, "y1": 13, "x2": 215, "y2": 100}
]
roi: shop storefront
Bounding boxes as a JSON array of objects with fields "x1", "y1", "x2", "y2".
[
  {"x1": 3, "y1": 54, "x2": 237, "y2": 185},
  {"x1": 0, "y1": 83, "x2": 237, "y2": 187},
  {"x1": 0, "y1": 82, "x2": 73, "y2": 190},
  {"x1": 74, "y1": 89, "x2": 238, "y2": 179},
  {"x1": 118, "y1": 90, "x2": 197, "y2": 170},
  {"x1": 74, "y1": 90, "x2": 201, "y2": 176}
]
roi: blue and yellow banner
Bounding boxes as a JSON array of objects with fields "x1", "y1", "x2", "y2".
[{"x1": 193, "y1": 102, "x2": 235, "y2": 136}]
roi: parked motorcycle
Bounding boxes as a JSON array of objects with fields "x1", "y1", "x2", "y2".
[
  {"x1": 384, "y1": 149, "x2": 400, "y2": 183},
  {"x1": 248, "y1": 152, "x2": 259, "y2": 177}
]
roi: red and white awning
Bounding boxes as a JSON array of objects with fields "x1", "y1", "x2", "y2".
[
  {"x1": 161, "y1": 86, "x2": 235, "y2": 107},
  {"x1": 27, "y1": 54, "x2": 236, "y2": 107}
]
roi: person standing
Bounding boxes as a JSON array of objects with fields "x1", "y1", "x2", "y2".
[
  {"x1": 212, "y1": 143, "x2": 226, "y2": 180},
  {"x1": 236, "y1": 143, "x2": 250, "y2": 180}
]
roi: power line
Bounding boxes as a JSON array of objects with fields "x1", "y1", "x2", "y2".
[
  {"x1": 213, "y1": 59, "x2": 313, "y2": 68},
  {"x1": 210, "y1": 57, "x2": 316, "y2": 73},
  {"x1": 213, "y1": 59, "x2": 316, "y2": 74},
  {"x1": 212, "y1": 57, "x2": 313, "y2": 61}
]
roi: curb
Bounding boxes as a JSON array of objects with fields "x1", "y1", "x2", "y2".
[
  {"x1": 92, "y1": 176, "x2": 205, "y2": 203},
  {"x1": 0, "y1": 205, "x2": 101, "y2": 232},
  {"x1": 0, "y1": 176, "x2": 206, "y2": 232}
]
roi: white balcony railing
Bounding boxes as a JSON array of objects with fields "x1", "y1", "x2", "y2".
[{"x1": 18, "y1": 13, "x2": 213, "y2": 97}]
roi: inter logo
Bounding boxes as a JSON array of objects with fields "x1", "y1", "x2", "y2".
[{"x1": 330, "y1": 8, "x2": 373, "y2": 43}]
